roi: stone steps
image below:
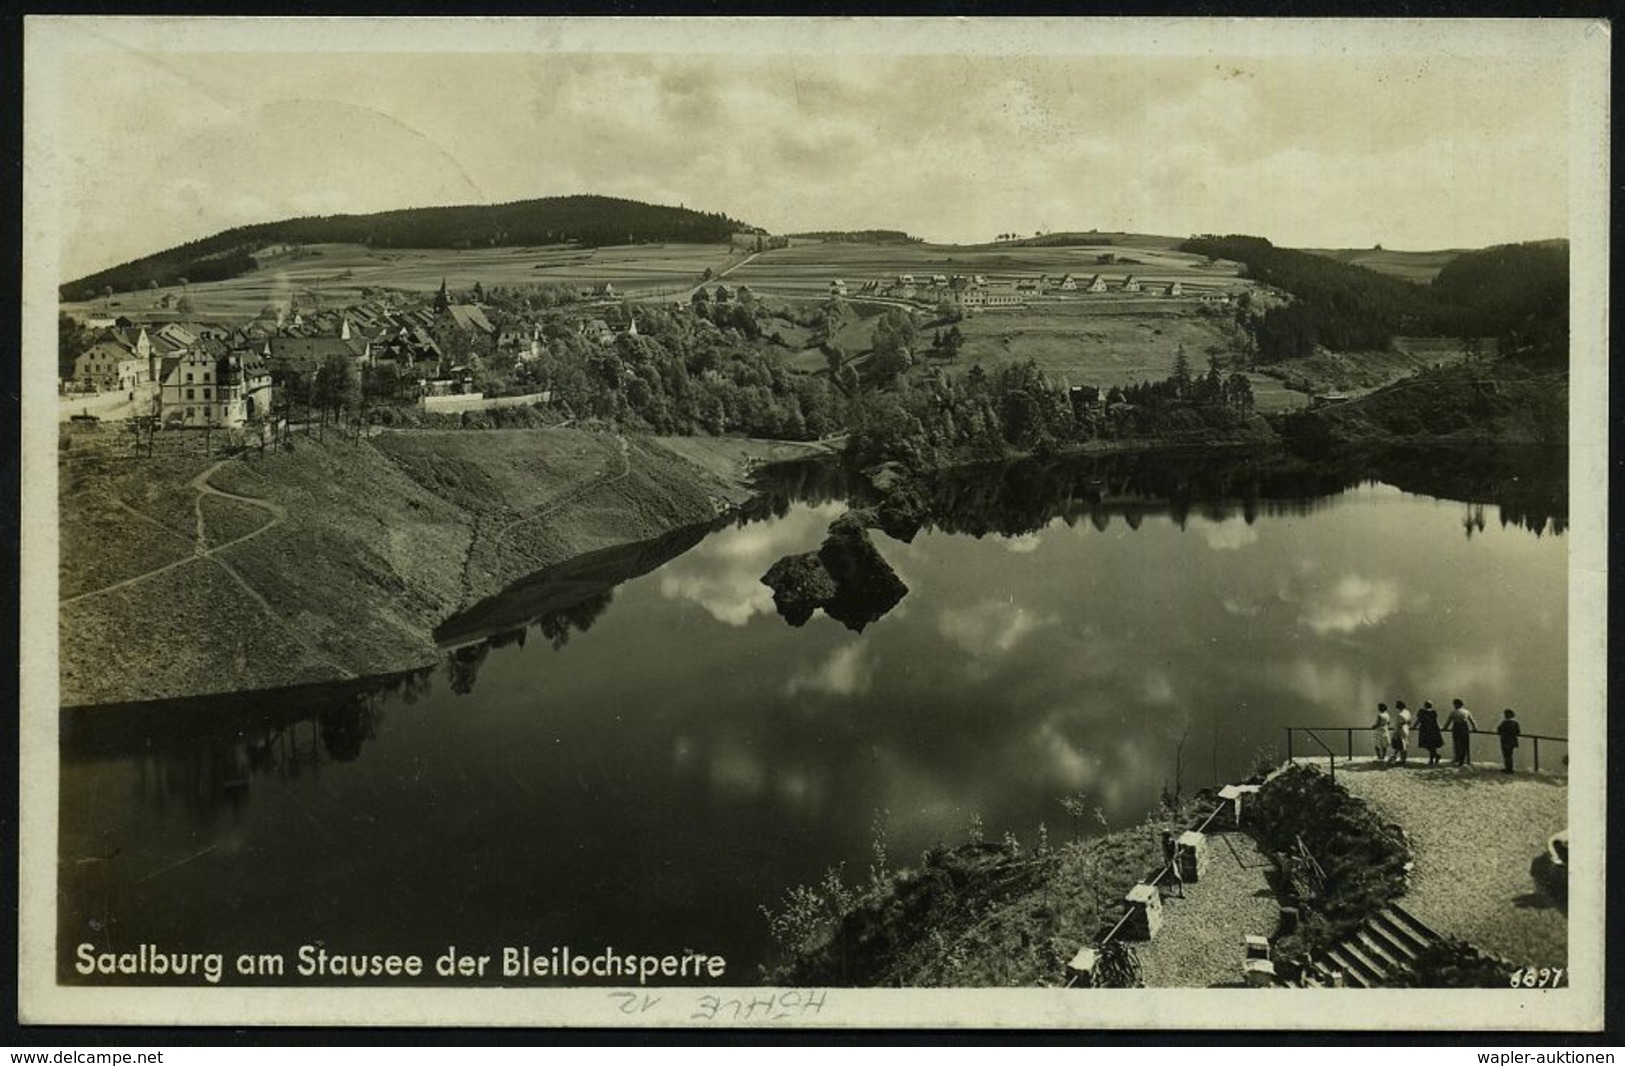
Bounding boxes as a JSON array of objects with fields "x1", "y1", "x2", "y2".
[{"x1": 1299, "y1": 903, "x2": 1440, "y2": 988}]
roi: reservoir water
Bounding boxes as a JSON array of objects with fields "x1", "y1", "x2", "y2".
[{"x1": 57, "y1": 448, "x2": 1568, "y2": 984}]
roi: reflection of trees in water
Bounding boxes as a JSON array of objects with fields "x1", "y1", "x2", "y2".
[
  {"x1": 440, "y1": 589, "x2": 616, "y2": 697},
  {"x1": 912, "y1": 450, "x2": 1346, "y2": 539},
  {"x1": 535, "y1": 590, "x2": 614, "y2": 651},
  {"x1": 749, "y1": 459, "x2": 854, "y2": 515},
  {"x1": 1498, "y1": 503, "x2": 1567, "y2": 538},
  {"x1": 754, "y1": 445, "x2": 1569, "y2": 542},
  {"x1": 71, "y1": 667, "x2": 435, "y2": 823},
  {"x1": 133, "y1": 734, "x2": 253, "y2": 823}
]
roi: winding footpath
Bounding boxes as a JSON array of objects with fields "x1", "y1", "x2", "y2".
[
  {"x1": 63, "y1": 457, "x2": 356, "y2": 681},
  {"x1": 458, "y1": 434, "x2": 633, "y2": 607}
]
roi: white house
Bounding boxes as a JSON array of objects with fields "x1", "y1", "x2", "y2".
[
  {"x1": 159, "y1": 348, "x2": 273, "y2": 428},
  {"x1": 73, "y1": 341, "x2": 146, "y2": 392}
]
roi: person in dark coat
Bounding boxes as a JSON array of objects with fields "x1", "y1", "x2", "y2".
[
  {"x1": 1416, "y1": 701, "x2": 1445, "y2": 765},
  {"x1": 1161, "y1": 830, "x2": 1184, "y2": 897},
  {"x1": 1497, "y1": 708, "x2": 1522, "y2": 773},
  {"x1": 1446, "y1": 698, "x2": 1478, "y2": 767}
]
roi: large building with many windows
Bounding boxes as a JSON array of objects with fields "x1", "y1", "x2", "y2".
[{"x1": 158, "y1": 344, "x2": 273, "y2": 428}]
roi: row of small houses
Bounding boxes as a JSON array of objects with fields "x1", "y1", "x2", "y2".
[{"x1": 831, "y1": 272, "x2": 1232, "y2": 305}]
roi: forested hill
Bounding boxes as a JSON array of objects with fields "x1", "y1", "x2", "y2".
[
  {"x1": 1430, "y1": 241, "x2": 1569, "y2": 363},
  {"x1": 1179, "y1": 235, "x2": 1568, "y2": 366},
  {"x1": 63, "y1": 195, "x2": 751, "y2": 299}
]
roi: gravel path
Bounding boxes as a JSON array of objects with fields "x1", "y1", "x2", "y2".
[
  {"x1": 1330, "y1": 758, "x2": 1567, "y2": 968},
  {"x1": 1138, "y1": 828, "x2": 1281, "y2": 988}
]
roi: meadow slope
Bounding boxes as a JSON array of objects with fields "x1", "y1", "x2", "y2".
[{"x1": 58, "y1": 426, "x2": 777, "y2": 706}]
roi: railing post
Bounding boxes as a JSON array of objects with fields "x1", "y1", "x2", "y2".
[
  {"x1": 1286, "y1": 727, "x2": 1293, "y2": 764},
  {"x1": 1346, "y1": 728, "x2": 1353, "y2": 760},
  {"x1": 1533, "y1": 737, "x2": 1540, "y2": 773}
]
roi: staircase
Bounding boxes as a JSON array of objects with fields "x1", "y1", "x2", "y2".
[{"x1": 1299, "y1": 903, "x2": 1439, "y2": 988}]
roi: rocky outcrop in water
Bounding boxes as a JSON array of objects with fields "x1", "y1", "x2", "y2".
[
  {"x1": 761, "y1": 511, "x2": 908, "y2": 632},
  {"x1": 760, "y1": 551, "x2": 838, "y2": 627}
]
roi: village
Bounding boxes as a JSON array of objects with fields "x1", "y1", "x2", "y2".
[
  {"x1": 60, "y1": 239, "x2": 1257, "y2": 442},
  {"x1": 61, "y1": 279, "x2": 646, "y2": 432}
]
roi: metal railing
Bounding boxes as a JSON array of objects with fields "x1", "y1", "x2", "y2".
[
  {"x1": 1284, "y1": 725, "x2": 1567, "y2": 773},
  {"x1": 1098, "y1": 797, "x2": 1232, "y2": 948},
  {"x1": 1285, "y1": 726, "x2": 1341, "y2": 781}
]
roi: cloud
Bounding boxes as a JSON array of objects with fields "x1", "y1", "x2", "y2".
[
  {"x1": 1221, "y1": 596, "x2": 1261, "y2": 618},
  {"x1": 54, "y1": 40, "x2": 1573, "y2": 280},
  {"x1": 1298, "y1": 574, "x2": 1403, "y2": 636},
  {"x1": 1406, "y1": 649, "x2": 1510, "y2": 704},
  {"x1": 937, "y1": 599, "x2": 1052, "y2": 658},
  {"x1": 656, "y1": 503, "x2": 844, "y2": 626},
  {"x1": 1001, "y1": 533, "x2": 1043, "y2": 554},
  {"x1": 1264, "y1": 656, "x2": 1383, "y2": 714},
  {"x1": 708, "y1": 743, "x2": 766, "y2": 798},
  {"x1": 1142, "y1": 669, "x2": 1176, "y2": 706},
  {"x1": 784, "y1": 643, "x2": 874, "y2": 698},
  {"x1": 1028, "y1": 719, "x2": 1099, "y2": 791},
  {"x1": 1197, "y1": 520, "x2": 1259, "y2": 552},
  {"x1": 656, "y1": 571, "x2": 774, "y2": 627}
]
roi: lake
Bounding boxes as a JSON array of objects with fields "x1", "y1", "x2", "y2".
[{"x1": 57, "y1": 447, "x2": 1569, "y2": 984}]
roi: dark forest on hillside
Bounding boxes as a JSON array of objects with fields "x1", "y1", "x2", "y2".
[
  {"x1": 63, "y1": 195, "x2": 748, "y2": 299},
  {"x1": 1180, "y1": 236, "x2": 1568, "y2": 367}
]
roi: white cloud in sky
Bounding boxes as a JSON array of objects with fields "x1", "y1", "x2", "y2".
[
  {"x1": 1298, "y1": 574, "x2": 1404, "y2": 636},
  {"x1": 656, "y1": 502, "x2": 843, "y2": 626},
  {"x1": 1001, "y1": 533, "x2": 1043, "y2": 554},
  {"x1": 1198, "y1": 520, "x2": 1259, "y2": 552},
  {"x1": 47, "y1": 27, "x2": 1576, "y2": 279},
  {"x1": 937, "y1": 599, "x2": 1053, "y2": 658},
  {"x1": 784, "y1": 643, "x2": 874, "y2": 699}
]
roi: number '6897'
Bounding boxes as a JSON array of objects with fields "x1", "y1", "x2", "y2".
[{"x1": 1510, "y1": 967, "x2": 1566, "y2": 988}]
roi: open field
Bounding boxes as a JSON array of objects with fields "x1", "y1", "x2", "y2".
[
  {"x1": 62, "y1": 242, "x2": 745, "y2": 322},
  {"x1": 1257, "y1": 338, "x2": 1474, "y2": 398},
  {"x1": 724, "y1": 240, "x2": 1246, "y2": 300},
  {"x1": 950, "y1": 302, "x2": 1237, "y2": 384},
  {"x1": 1302, "y1": 247, "x2": 1464, "y2": 284}
]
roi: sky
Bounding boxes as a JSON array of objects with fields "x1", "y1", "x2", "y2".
[{"x1": 31, "y1": 18, "x2": 1590, "y2": 280}]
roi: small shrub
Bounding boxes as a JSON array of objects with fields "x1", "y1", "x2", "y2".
[
  {"x1": 1390, "y1": 938, "x2": 1507, "y2": 988},
  {"x1": 1095, "y1": 941, "x2": 1145, "y2": 988},
  {"x1": 1250, "y1": 765, "x2": 1411, "y2": 961}
]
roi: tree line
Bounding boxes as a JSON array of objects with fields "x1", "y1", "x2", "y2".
[
  {"x1": 1180, "y1": 235, "x2": 1569, "y2": 367},
  {"x1": 63, "y1": 195, "x2": 750, "y2": 299}
]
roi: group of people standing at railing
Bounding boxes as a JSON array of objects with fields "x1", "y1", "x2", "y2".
[{"x1": 1373, "y1": 699, "x2": 1523, "y2": 772}]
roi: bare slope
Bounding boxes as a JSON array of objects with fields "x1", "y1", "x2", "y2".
[{"x1": 58, "y1": 426, "x2": 759, "y2": 706}]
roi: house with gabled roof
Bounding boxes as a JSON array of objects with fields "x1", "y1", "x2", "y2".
[
  {"x1": 264, "y1": 335, "x2": 364, "y2": 378},
  {"x1": 158, "y1": 343, "x2": 271, "y2": 428},
  {"x1": 446, "y1": 303, "x2": 496, "y2": 337},
  {"x1": 1085, "y1": 274, "x2": 1108, "y2": 293},
  {"x1": 1122, "y1": 275, "x2": 1142, "y2": 293},
  {"x1": 73, "y1": 340, "x2": 147, "y2": 392}
]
